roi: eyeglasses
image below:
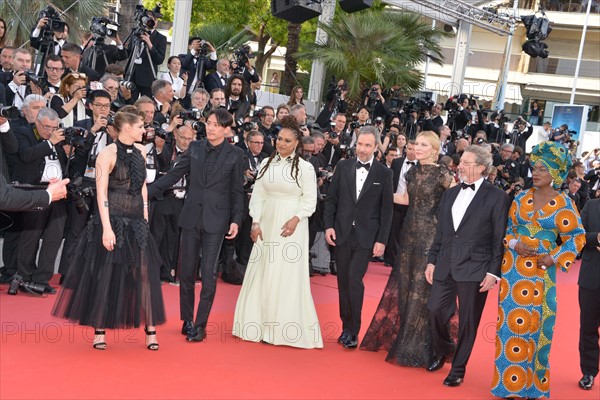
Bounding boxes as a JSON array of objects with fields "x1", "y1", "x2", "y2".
[
  {"x1": 249, "y1": 141, "x2": 264, "y2": 145},
  {"x1": 46, "y1": 67, "x2": 65, "y2": 72},
  {"x1": 92, "y1": 103, "x2": 111, "y2": 109},
  {"x1": 460, "y1": 161, "x2": 479, "y2": 166},
  {"x1": 41, "y1": 124, "x2": 59, "y2": 131},
  {"x1": 104, "y1": 86, "x2": 119, "y2": 91}
]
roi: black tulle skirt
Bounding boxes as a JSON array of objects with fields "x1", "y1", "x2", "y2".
[{"x1": 52, "y1": 215, "x2": 166, "y2": 329}]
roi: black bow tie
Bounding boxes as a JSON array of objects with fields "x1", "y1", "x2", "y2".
[
  {"x1": 406, "y1": 161, "x2": 415, "y2": 166},
  {"x1": 461, "y1": 182, "x2": 476, "y2": 191},
  {"x1": 356, "y1": 161, "x2": 370, "y2": 171}
]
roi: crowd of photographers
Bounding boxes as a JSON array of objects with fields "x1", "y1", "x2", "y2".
[{"x1": 1, "y1": 4, "x2": 599, "y2": 294}]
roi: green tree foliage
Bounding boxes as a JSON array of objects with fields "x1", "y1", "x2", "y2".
[
  {"x1": 0, "y1": 0, "x2": 108, "y2": 48},
  {"x1": 299, "y1": 10, "x2": 451, "y2": 99}
]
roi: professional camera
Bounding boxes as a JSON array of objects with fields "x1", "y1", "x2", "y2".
[
  {"x1": 119, "y1": 80, "x2": 136, "y2": 91},
  {"x1": 67, "y1": 176, "x2": 94, "y2": 214},
  {"x1": 368, "y1": 87, "x2": 379, "y2": 101},
  {"x1": 7, "y1": 274, "x2": 46, "y2": 296},
  {"x1": 38, "y1": 5, "x2": 66, "y2": 33},
  {"x1": 233, "y1": 44, "x2": 255, "y2": 67},
  {"x1": 23, "y1": 70, "x2": 42, "y2": 86},
  {"x1": 132, "y1": 3, "x2": 163, "y2": 36},
  {"x1": 90, "y1": 17, "x2": 119, "y2": 39},
  {"x1": 468, "y1": 94, "x2": 479, "y2": 108},
  {"x1": 318, "y1": 166, "x2": 335, "y2": 182},
  {"x1": 513, "y1": 184, "x2": 522, "y2": 192},
  {"x1": 179, "y1": 109, "x2": 206, "y2": 134},
  {"x1": 339, "y1": 144, "x2": 355, "y2": 159},
  {"x1": 0, "y1": 105, "x2": 20, "y2": 119},
  {"x1": 388, "y1": 94, "x2": 404, "y2": 115},
  {"x1": 62, "y1": 126, "x2": 89, "y2": 150}
]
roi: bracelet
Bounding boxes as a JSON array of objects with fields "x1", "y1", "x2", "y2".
[
  {"x1": 508, "y1": 239, "x2": 518, "y2": 250},
  {"x1": 251, "y1": 222, "x2": 260, "y2": 231},
  {"x1": 143, "y1": 202, "x2": 149, "y2": 208}
]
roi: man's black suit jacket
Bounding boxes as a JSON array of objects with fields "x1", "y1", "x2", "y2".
[
  {"x1": 130, "y1": 30, "x2": 167, "y2": 89},
  {"x1": 12, "y1": 125, "x2": 67, "y2": 184},
  {"x1": 0, "y1": 126, "x2": 19, "y2": 180},
  {"x1": 203, "y1": 72, "x2": 225, "y2": 94},
  {"x1": 324, "y1": 157, "x2": 393, "y2": 249},
  {"x1": 0, "y1": 71, "x2": 33, "y2": 107},
  {"x1": 148, "y1": 140, "x2": 245, "y2": 233},
  {"x1": 322, "y1": 141, "x2": 342, "y2": 168},
  {"x1": 0, "y1": 175, "x2": 49, "y2": 212},
  {"x1": 81, "y1": 43, "x2": 129, "y2": 76},
  {"x1": 427, "y1": 180, "x2": 509, "y2": 281},
  {"x1": 579, "y1": 199, "x2": 600, "y2": 290},
  {"x1": 180, "y1": 52, "x2": 217, "y2": 89},
  {"x1": 390, "y1": 156, "x2": 416, "y2": 193}
]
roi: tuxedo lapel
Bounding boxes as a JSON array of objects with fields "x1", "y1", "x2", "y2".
[
  {"x1": 456, "y1": 182, "x2": 491, "y2": 232},
  {"x1": 446, "y1": 186, "x2": 461, "y2": 233},
  {"x1": 349, "y1": 161, "x2": 357, "y2": 203},
  {"x1": 357, "y1": 163, "x2": 378, "y2": 202}
]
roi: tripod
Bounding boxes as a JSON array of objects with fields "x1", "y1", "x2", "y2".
[
  {"x1": 192, "y1": 51, "x2": 209, "y2": 90},
  {"x1": 32, "y1": 30, "x2": 56, "y2": 79},
  {"x1": 122, "y1": 29, "x2": 155, "y2": 86},
  {"x1": 82, "y1": 36, "x2": 109, "y2": 72}
]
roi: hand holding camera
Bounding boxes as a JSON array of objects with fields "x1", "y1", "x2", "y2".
[
  {"x1": 37, "y1": 17, "x2": 49, "y2": 29},
  {"x1": 49, "y1": 128, "x2": 65, "y2": 145},
  {"x1": 91, "y1": 117, "x2": 109, "y2": 134},
  {"x1": 73, "y1": 87, "x2": 87, "y2": 102},
  {"x1": 12, "y1": 71, "x2": 27, "y2": 86}
]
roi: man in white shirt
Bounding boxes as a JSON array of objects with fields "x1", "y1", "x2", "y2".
[{"x1": 425, "y1": 145, "x2": 510, "y2": 387}]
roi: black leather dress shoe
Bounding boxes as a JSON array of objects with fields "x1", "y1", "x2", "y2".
[
  {"x1": 338, "y1": 329, "x2": 351, "y2": 344},
  {"x1": 426, "y1": 355, "x2": 447, "y2": 372},
  {"x1": 579, "y1": 374, "x2": 594, "y2": 390},
  {"x1": 43, "y1": 284, "x2": 57, "y2": 294},
  {"x1": 186, "y1": 326, "x2": 206, "y2": 342},
  {"x1": 342, "y1": 335, "x2": 358, "y2": 349},
  {"x1": 181, "y1": 320, "x2": 193, "y2": 336},
  {"x1": 443, "y1": 374, "x2": 463, "y2": 387},
  {"x1": 329, "y1": 261, "x2": 337, "y2": 276}
]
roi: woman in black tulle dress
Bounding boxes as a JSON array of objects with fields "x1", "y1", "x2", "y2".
[
  {"x1": 52, "y1": 110, "x2": 166, "y2": 350},
  {"x1": 360, "y1": 131, "x2": 456, "y2": 368}
]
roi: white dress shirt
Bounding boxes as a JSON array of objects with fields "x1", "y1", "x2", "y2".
[
  {"x1": 451, "y1": 177, "x2": 484, "y2": 232},
  {"x1": 356, "y1": 156, "x2": 373, "y2": 199},
  {"x1": 396, "y1": 158, "x2": 417, "y2": 195}
]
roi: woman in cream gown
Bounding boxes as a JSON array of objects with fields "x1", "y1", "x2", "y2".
[{"x1": 233, "y1": 117, "x2": 323, "y2": 349}]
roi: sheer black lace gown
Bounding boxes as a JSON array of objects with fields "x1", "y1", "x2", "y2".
[
  {"x1": 360, "y1": 164, "x2": 457, "y2": 367},
  {"x1": 52, "y1": 142, "x2": 166, "y2": 329}
]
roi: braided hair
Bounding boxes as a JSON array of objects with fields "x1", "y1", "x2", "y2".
[{"x1": 256, "y1": 116, "x2": 303, "y2": 187}]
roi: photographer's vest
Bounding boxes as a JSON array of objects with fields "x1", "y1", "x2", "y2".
[{"x1": 57, "y1": 95, "x2": 87, "y2": 128}]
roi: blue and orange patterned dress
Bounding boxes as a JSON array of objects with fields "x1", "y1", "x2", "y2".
[{"x1": 491, "y1": 188, "x2": 585, "y2": 399}]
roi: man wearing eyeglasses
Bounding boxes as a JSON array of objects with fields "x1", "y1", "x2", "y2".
[
  {"x1": 39, "y1": 55, "x2": 65, "y2": 101},
  {"x1": 11, "y1": 108, "x2": 68, "y2": 294}
]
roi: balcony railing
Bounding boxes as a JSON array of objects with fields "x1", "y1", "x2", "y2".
[{"x1": 539, "y1": 0, "x2": 600, "y2": 13}]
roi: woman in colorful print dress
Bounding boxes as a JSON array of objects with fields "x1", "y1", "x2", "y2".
[{"x1": 491, "y1": 141, "x2": 586, "y2": 398}]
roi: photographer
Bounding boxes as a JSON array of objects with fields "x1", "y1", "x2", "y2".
[
  {"x1": 209, "y1": 88, "x2": 226, "y2": 111},
  {"x1": 316, "y1": 79, "x2": 348, "y2": 128},
  {"x1": 150, "y1": 124, "x2": 194, "y2": 283},
  {"x1": 49, "y1": 72, "x2": 88, "y2": 128},
  {"x1": 450, "y1": 95, "x2": 472, "y2": 132},
  {"x1": 189, "y1": 88, "x2": 210, "y2": 111},
  {"x1": 30, "y1": 12, "x2": 70, "y2": 56},
  {"x1": 81, "y1": 30, "x2": 128, "y2": 77},
  {"x1": 485, "y1": 111, "x2": 508, "y2": 145},
  {"x1": 506, "y1": 177, "x2": 525, "y2": 202},
  {"x1": 11, "y1": 108, "x2": 68, "y2": 294},
  {"x1": 58, "y1": 90, "x2": 114, "y2": 280},
  {"x1": 39, "y1": 55, "x2": 65, "y2": 100},
  {"x1": 584, "y1": 160, "x2": 600, "y2": 199},
  {"x1": 495, "y1": 143, "x2": 520, "y2": 189},
  {"x1": 573, "y1": 161, "x2": 590, "y2": 209},
  {"x1": 225, "y1": 74, "x2": 251, "y2": 122},
  {"x1": 507, "y1": 116, "x2": 533, "y2": 156},
  {"x1": 204, "y1": 59, "x2": 230, "y2": 94},
  {"x1": 362, "y1": 83, "x2": 390, "y2": 122},
  {"x1": 421, "y1": 102, "x2": 444, "y2": 132},
  {"x1": 60, "y1": 43, "x2": 101, "y2": 82},
  {"x1": 181, "y1": 37, "x2": 217, "y2": 94},
  {"x1": 151, "y1": 79, "x2": 177, "y2": 126},
  {"x1": 550, "y1": 123, "x2": 571, "y2": 146},
  {"x1": 126, "y1": 5, "x2": 167, "y2": 98},
  {"x1": 323, "y1": 113, "x2": 347, "y2": 168},
  {"x1": 0, "y1": 48, "x2": 38, "y2": 109},
  {"x1": 438, "y1": 125, "x2": 456, "y2": 157},
  {"x1": 230, "y1": 45, "x2": 260, "y2": 86},
  {"x1": 256, "y1": 106, "x2": 277, "y2": 152}
]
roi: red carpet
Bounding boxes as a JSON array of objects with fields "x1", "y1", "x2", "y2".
[{"x1": 1, "y1": 262, "x2": 597, "y2": 399}]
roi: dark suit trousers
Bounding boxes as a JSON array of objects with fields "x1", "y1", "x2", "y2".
[
  {"x1": 1, "y1": 212, "x2": 22, "y2": 276},
  {"x1": 579, "y1": 286, "x2": 600, "y2": 377},
  {"x1": 336, "y1": 228, "x2": 372, "y2": 336},
  {"x1": 179, "y1": 226, "x2": 224, "y2": 327},
  {"x1": 150, "y1": 195, "x2": 183, "y2": 277},
  {"x1": 428, "y1": 275, "x2": 487, "y2": 377},
  {"x1": 384, "y1": 204, "x2": 408, "y2": 265},
  {"x1": 59, "y1": 196, "x2": 94, "y2": 275},
  {"x1": 16, "y1": 200, "x2": 67, "y2": 284}
]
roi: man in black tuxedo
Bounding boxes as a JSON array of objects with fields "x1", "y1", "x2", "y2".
[
  {"x1": 324, "y1": 126, "x2": 394, "y2": 349},
  {"x1": 422, "y1": 103, "x2": 444, "y2": 132},
  {"x1": 81, "y1": 34, "x2": 128, "y2": 77},
  {"x1": 203, "y1": 59, "x2": 230, "y2": 94},
  {"x1": 148, "y1": 108, "x2": 244, "y2": 342},
  {"x1": 578, "y1": 198, "x2": 600, "y2": 391},
  {"x1": 383, "y1": 140, "x2": 416, "y2": 267},
  {"x1": 0, "y1": 174, "x2": 68, "y2": 212},
  {"x1": 224, "y1": 74, "x2": 251, "y2": 122},
  {"x1": 30, "y1": 18, "x2": 70, "y2": 57},
  {"x1": 12, "y1": 108, "x2": 68, "y2": 294},
  {"x1": 180, "y1": 37, "x2": 217, "y2": 94},
  {"x1": 425, "y1": 145, "x2": 509, "y2": 387},
  {"x1": 60, "y1": 43, "x2": 101, "y2": 82},
  {"x1": 438, "y1": 125, "x2": 456, "y2": 158},
  {"x1": 126, "y1": 11, "x2": 167, "y2": 98},
  {"x1": 0, "y1": 48, "x2": 36, "y2": 109}
]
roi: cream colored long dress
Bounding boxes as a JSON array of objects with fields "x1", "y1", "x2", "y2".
[{"x1": 233, "y1": 156, "x2": 323, "y2": 349}]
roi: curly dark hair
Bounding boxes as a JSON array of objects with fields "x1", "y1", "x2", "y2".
[{"x1": 256, "y1": 116, "x2": 303, "y2": 187}]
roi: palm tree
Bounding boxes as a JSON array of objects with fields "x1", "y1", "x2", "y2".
[
  {"x1": 299, "y1": 10, "x2": 451, "y2": 99},
  {"x1": 282, "y1": 22, "x2": 302, "y2": 96},
  {"x1": 190, "y1": 23, "x2": 252, "y2": 57},
  {"x1": 0, "y1": 0, "x2": 108, "y2": 48}
]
